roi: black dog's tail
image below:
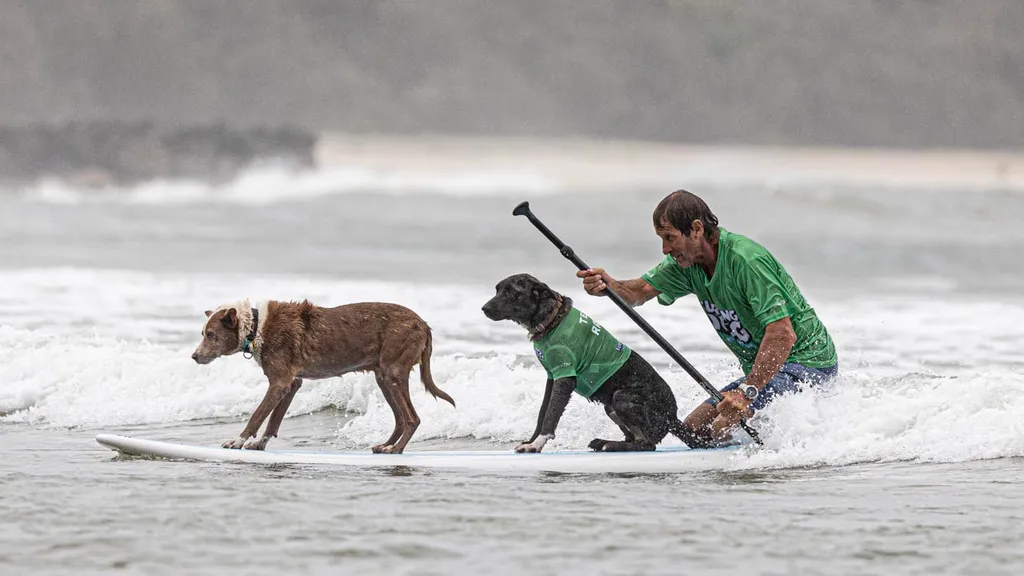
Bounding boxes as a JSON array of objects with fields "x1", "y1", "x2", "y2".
[{"x1": 667, "y1": 417, "x2": 715, "y2": 450}]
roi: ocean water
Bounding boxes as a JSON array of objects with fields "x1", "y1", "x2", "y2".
[{"x1": 2, "y1": 158, "x2": 1024, "y2": 575}]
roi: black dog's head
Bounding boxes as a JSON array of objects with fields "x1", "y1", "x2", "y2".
[{"x1": 482, "y1": 273, "x2": 571, "y2": 338}]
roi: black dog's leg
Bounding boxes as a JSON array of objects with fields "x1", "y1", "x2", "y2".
[
  {"x1": 606, "y1": 404, "x2": 636, "y2": 442},
  {"x1": 524, "y1": 378, "x2": 554, "y2": 444},
  {"x1": 592, "y1": 390, "x2": 659, "y2": 452},
  {"x1": 516, "y1": 378, "x2": 576, "y2": 453},
  {"x1": 588, "y1": 404, "x2": 637, "y2": 451},
  {"x1": 598, "y1": 351, "x2": 718, "y2": 450}
]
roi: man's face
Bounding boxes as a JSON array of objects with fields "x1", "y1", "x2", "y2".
[{"x1": 656, "y1": 218, "x2": 704, "y2": 268}]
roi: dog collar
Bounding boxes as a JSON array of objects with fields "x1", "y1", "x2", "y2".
[
  {"x1": 241, "y1": 307, "x2": 259, "y2": 359},
  {"x1": 530, "y1": 295, "x2": 564, "y2": 336}
]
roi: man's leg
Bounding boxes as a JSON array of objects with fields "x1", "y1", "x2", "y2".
[
  {"x1": 682, "y1": 363, "x2": 839, "y2": 447},
  {"x1": 680, "y1": 402, "x2": 720, "y2": 447},
  {"x1": 683, "y1": 369, "x2": 797, "y2": 446},
  {"x1": 680, "y1": 375, "x2": 748, "y2": 448},
  {"x1": 711, "y1": 369, "x2": 802, "y2": 442}
]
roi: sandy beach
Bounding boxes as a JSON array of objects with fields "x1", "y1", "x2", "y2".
[{"x1": 316, "y1": 134, "x2": 1024, "y2": 192}]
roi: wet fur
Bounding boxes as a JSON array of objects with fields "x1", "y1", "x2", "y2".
[
  {"x1": 482, "y1": 273, "x2": 702, "y2": 451},
  {"x1": 192, "y1": 299, "x2": 455, "y2": 454}
]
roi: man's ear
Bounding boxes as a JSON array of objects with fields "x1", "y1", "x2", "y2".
[
  {"x1": 690, "y1": 219, "x2": 704, "y2": 237},
  {"x1": 205, "y1": 310, "x2": 213, "y2": 318},
  {"x1": 221, "y1": 308, "x2": 238, "y2": 329}
]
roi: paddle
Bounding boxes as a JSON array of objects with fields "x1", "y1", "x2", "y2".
[{"x1": 512, "y1": 201, "x2": 763, "y2": 445}]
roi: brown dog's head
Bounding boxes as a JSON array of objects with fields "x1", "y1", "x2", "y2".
[
  {"x1": 482, "y1": 273, "x2": 570, "y2": 338},
  {"x1": 191, "y1": 304, "x2": 247, "y2": 364}
]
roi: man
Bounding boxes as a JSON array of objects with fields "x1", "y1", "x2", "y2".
[{"x1": 576, "y1": 190, "x2": 838, "y2": 447}]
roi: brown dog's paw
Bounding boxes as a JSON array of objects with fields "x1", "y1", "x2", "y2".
[
  {"x1": 372, "y1": 444, "x2": 397, "y2": 454},
  {"x1": 515, "y1": 443, "x2": 543, "y2": 453},
  {"x1": 222, "y1": 437, "x2": 247, "y2": 450},
  {"x1": 243, "y1": 437, "x2": 269, "y2": 450},
  {"x1": 514, "y1": 434, "x2": 550, "y2": 453}
]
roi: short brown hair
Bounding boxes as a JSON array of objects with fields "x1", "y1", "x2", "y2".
[{"x1": 652, "y1": 189, "x2": 719, "y2": 240}]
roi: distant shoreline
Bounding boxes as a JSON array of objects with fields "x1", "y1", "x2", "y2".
[
  {"x1": 3, "y1": 125, "x2": 1022, "y2": 191},
  {"x1": 317, "y1": 133, "x2": 1024, "y2": 192}
]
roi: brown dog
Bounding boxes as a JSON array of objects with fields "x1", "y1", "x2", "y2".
[{"x1": 191, "y1": 299, "x2": 455, "y2": 454}]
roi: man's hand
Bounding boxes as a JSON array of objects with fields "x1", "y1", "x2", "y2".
[
  {"x1": 575, "y1": 269, "x2": 660, "y2": 306},
  {"x1": 716, "y1": 390, "x2": 754, "y2": 421},
  {"x1": 515, "y1": 434, "x2": 551, "y2": 453},
  {"x1": 710, "y1": 390, "x2": 755, "y2": 442},
  {"x1": 576, "y1": 268, "x2": 614, "y2": 296}
]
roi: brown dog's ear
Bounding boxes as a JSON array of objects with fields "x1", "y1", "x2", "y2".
[
  {"x1": 221, "y1": 308, "x2": 238, "y2": 329},
  {"x1": 204, "y1": 310, "x2": 213, "y2": 318}
]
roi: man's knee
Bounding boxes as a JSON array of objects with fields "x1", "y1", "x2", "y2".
[{"x1": 685, "y1": 401, "x2": 719, "y2": 427}]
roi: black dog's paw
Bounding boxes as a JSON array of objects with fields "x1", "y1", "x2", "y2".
[
  {"x1": 599, "y1": 441, "x2": 631, "y2": 452},
  {"x1": 601, "y1": 441, "x2": 657, "y2": 452},
  {"x1": 588, "y1": 438, "x2": 611, "y2": 451}
]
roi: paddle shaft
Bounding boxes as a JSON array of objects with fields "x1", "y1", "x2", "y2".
[{"x1": 512, "y1": 201, "x2": 762, "y2": 445}]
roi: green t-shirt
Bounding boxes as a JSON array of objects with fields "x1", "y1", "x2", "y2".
[
  {"x1": 533, "y1": 307, "x2": 632, "y2": 397},
  {"x1": 641, "y1": 228, "x2": 836, "y2": 374}
]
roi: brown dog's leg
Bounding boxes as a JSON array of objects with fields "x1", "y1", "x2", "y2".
[
  {"x1": 374, "y1": 331, "x2": 429, "y2": 454},
  {"x1": 388, "y1": 372, "x2": 421, "y2": 454},
  {"x1": 244, "y1": 378, "x2": 303, "y2": 450},
  {"x1": 371, "y1": 370, "x2": 406, "y2": 454},
  {"x1": 223, "y1": 374, "x2": 295, "y2": 449},
  {"x1": 369, "y1": 369, "x2": 419, "y2": 454}
]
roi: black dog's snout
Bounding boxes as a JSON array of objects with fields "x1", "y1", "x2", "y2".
[{"x1": 481, "y1": 299, "x2": 500, "y2": 320}]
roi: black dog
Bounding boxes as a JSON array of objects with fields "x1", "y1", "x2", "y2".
[{"x1": 482, "y1": 273, "x2": 702, "y2": 452}]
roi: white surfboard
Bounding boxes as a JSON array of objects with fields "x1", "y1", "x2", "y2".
[{"x1": 95, "y1": 433, "x2": 741, "y2": 474}]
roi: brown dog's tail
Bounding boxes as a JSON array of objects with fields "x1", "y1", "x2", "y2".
[{"x1": 420, "y1": 334, "x2": 456, "y2": 408}]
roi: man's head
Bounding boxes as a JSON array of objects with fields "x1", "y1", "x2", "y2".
[
  {"x1": 191, "y1": 304, "x2": 247, "y2": 364},
  {"x1": 652, "y1": 190, "x2": 720, "y2": 268}
]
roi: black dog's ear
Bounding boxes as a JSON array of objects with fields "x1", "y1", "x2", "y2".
[
  {"x1": 221, "y1": 308, "x2": 238, "y2": 329},
  {"x1": 532, "y1": 283, "x2": 551, "y2": 301}
]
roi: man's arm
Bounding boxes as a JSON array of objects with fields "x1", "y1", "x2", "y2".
[
  {"x1": 713, "y1": 316, "x2": 797, "y2": 432},
  {"x1": 745, "y1": 316, "x2": 797, "y2": 391},
  {"x1": 515, "y1": 378, "x2": 576, "y2": 453},
  {"x1": 576, "y1": 268, "x2": 660, "y2": 307},
  {"x1": 732, "y1": 251, "x2": 801, "y2": 391},
  {"x1": 712, "y1": 252, "x2": 800, "y2": 439}
]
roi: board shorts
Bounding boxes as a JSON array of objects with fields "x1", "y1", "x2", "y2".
[{"x1": 704, "y1": 362, "x2": 839, "y2": 413}]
